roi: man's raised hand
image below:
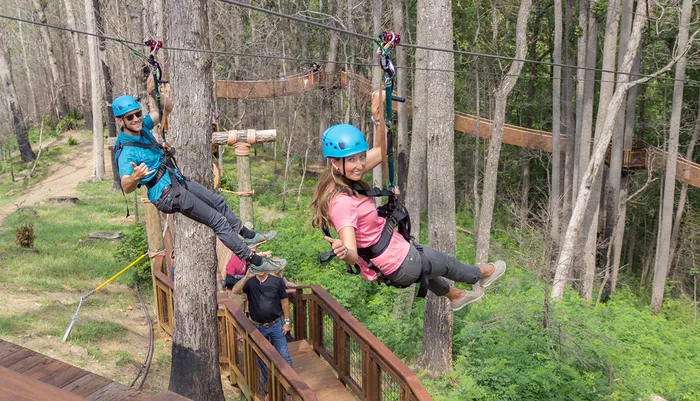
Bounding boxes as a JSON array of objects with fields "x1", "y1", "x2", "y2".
[{"x1": 130, "y1": 162, "x2": 154, "y2": 180}]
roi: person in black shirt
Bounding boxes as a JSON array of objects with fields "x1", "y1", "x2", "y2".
[{"x1": 232, "y1": 268, "x2": 293, "y2": 388}]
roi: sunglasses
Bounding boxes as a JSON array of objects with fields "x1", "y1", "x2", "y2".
[{"x1": 123, "y1": 110, "x2": 143, "y2": 122}]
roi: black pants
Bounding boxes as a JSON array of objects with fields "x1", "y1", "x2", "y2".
[
  {"x1": 385, "y1": 243, "x2": 481, "y2": 296},
  {"x1": 155, "y1": 179, "x2": 252, "y2": 260}
]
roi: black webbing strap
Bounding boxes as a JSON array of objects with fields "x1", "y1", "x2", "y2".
[{"x1": 319, "y1": 227, "x2": 360, "y2": 275}]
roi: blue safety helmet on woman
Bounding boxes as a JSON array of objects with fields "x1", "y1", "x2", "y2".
[
  {"x1": 322, "y1": 124, "x2": 368, "y2": 158},
  {"x1": 112, "y1": 95, "x2": 141, "y2": 117}
]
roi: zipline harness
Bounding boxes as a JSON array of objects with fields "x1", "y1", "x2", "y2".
[
  {"x1": 112, "y1": 39, "x2": 182, "y2": 217},
  {"x1": 320, "y1": 32, "x2": 431, "y2": 298}
]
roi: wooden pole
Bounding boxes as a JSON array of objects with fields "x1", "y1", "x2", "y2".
[
  {"x1": 235, "y1": 143, "x2": 254, "y2": 226},
  {"x1": 211, "y1": 129, "x2": 277, "y2": 227},
  {"x1": 142, "y1": 188, "x2": 165, "y2": 326}
]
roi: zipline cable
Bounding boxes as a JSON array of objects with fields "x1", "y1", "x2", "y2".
[
  {"x1": 1, "y1": 12, "x2": 697, "y2": 87},
  {"x1": 218, "y1": 0, "x2": 698, "y2": 84}
]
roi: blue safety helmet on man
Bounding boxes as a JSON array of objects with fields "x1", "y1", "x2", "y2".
[
  {"x1": 322, "y1": 124, "x2": 368, "y2": 158},
  {"x1": 112, "y1": 95, "x2": 141, "y2": 117}
]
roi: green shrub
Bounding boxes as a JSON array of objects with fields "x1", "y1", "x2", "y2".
[
  {"x1": 42, "y1": 115, "x2": 58, "y2": 132},
  {"x1": 67, "y1": 136, "x2": 78, "y2": 146},
  {"x1": 56, "y1": 114, "x2": 81, "y2": 133},
  {"x1": 114, "y1": 223, "x2": 151, "y2": 287}
]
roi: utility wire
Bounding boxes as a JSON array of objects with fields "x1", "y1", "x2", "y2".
[
  {"x1": 1, "y1": 12, "x2": 696, "y2": 87},
  {"x1": 218, "y1": 0, "x2": 699, "y2": 85}
]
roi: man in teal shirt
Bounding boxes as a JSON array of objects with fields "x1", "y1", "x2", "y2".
[{"x1": 114, "y1": 76, "x2": 284, "y2": 272}]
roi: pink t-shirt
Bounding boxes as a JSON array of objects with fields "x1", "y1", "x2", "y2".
[
  {"x1": 226, "y1": 255, "x2": 246, "y2": 277},
  {"x1": 328, "y1": 193, "x2": 410, "y2": 280}
]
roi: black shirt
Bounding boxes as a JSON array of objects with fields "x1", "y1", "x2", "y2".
[{"x1": 243, "y1": 275, "x2": 287, "y2": 324}]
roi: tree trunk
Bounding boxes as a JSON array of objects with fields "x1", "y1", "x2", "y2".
[
  {"x1": 128, "y1": 0, "x2": 145, "y2": 102},
  {"x1": 91, "y1": 0, "x2": 117, "y2": 188},
  {"x1": 605, "y1": 0, "x2": 638, "y2": 294},
  {"x1": 651, "y1": 0, "x2": 692, "y2": 314},
  {"x1": 318, "y1": 0, "x2": 340, "y2": 140},
  {"x1": 553, "y1": 0, "x2": 652, "y2": 300},
  {"x1": 561, "y1": 0, "x2": 575, "y2": 233},
  {"x1": 668, "y1": 93, "x2": 700, "y2": 272},
  {"x1": 32, "y1": 0, "x2": 69, "y2": 118},
  {"x1": 577, "y1": 6, "x2": 598, "y2": 301},
  {"x1": 86, "y1": 0, "x2": 105, "y2": 181},
  {"x1": 572, "y1": 0, "x2": 587, "y2": 201},
  {"x1": 587, "y1": 0, "x2": 621, "y2": 301},
  {"x1": 551, "y1": 0, "x2": 562, "y2": 260},
  {"x1": 0, "y1": 29, "x2": 36, "y2": 163},
  {"x1": 475, "y1": 0, "x2": 533, "y2": 264},
  {"x1": 166, "y1": 1, "x2": 223, "y2": 399},
  {"x1": 520, "y1": 0, "x2": 542, "y2": 223},
  {"x1": 394, "y1": 1, "x2": 430, "y2": 322},
  {"x1": 16, "y1": 14, "x2": 39, "y2": 123},
  {"x1": 415, "y1": 0, "x2": 455, "y2": 374},
  {"x1": 371, "y1": 0, "x2": 384, "y2": 191},
  {"x1": 392, "y1": 0, "x2": 409, "y2": 201},
  {"x1": 64, "y1": 0, "x2": 91, "y2": 126}
]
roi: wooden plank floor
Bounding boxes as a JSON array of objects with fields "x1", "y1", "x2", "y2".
[
  {"x1": 0, "y1": 339, "x2": 189, "y2": 401},
  {"x1": 288, "y1": 340, "x2": 357, "y2": 401}
]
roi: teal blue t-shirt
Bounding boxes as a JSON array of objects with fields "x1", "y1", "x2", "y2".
[{"x1": 115, "y1": 115, "x2": 173, "y2": 203}]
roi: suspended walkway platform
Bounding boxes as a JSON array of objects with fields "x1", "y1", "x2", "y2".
[
  {"x1": 0, "y1": 339, "x2": 189, "y2": 401},
  {"x1": 215, "y1": 71, "x2": 700, "y2": 189}
]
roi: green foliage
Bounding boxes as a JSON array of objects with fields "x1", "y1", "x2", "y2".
[
  {"x1": 592, "y1": 0, "x2": 608, "y2": 18},
  {"x1": 67, "y1": 136, "x2": 78, "y2": 146},
  {"x1": 56, "y1": 113, "x2": 81, "y2": 133},
  {"x1": 114, "y1": 223, "x2": 151, "y2": 287},
  {"x1": 41, "y1": 115, "x2": 58, "y2": 132}
]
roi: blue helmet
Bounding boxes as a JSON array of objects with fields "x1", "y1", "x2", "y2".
[
  {"x1": 322, "y1": 124, "x2": 368, "y2": 158},
  {"x1": 112, "y1": 95, "x2": 140, "y2": 117}
]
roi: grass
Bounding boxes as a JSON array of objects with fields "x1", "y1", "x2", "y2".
[{"x1": 0, "y1": 180, "x2": 138, "y2": 291}]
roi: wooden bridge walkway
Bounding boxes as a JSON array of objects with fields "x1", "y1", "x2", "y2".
[
  {"x1": 0, "y1": 339, "x2": 189, "y2": 401},
  {"x1": 215, "y1": 71, "x2": 700, "y2": 189}
]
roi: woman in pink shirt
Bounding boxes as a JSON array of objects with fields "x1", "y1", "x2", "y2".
[{"x1": 311, "y1": 124, "x2": 506, "y2": 311}]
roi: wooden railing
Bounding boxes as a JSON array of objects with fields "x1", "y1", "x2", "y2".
[
  {"x1": 150, "y1": 260, "x2": 317, "y2": 401},
  {"x1": 286, "y1": 286, "x2": 433, "y2": 401},
  {"x1": 217, "y1": 299, "x2": 318, "y2": 401},
  {"x1": 151, "y1": 264, "x2": 433, "y2": 401}
]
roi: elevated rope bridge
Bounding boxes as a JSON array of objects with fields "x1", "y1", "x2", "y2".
[{"x1": 215, "y1": 71, "x2": 700, "y2": 189}]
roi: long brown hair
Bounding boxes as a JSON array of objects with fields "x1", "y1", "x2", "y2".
[{"x1": 311, "y1": 162, "x2": 370, "y2": 229}]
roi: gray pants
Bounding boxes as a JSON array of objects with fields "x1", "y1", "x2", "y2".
[
  {"x1": 385, "y1": 243, "x2": 481, "y2": 296},
  {"x1": 155, "y1": 179, "x2": 251, "y2": 260}
]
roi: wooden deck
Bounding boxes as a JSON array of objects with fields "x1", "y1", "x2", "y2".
[
  {"x1": 287, "y1": 340, "x2": 356, "y2": 401},
  {"x1": 0, "y1": 339, "x2": 190, "y2": 401}
]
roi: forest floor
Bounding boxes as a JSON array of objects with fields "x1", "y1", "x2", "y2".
[
  {"x1": 0, "y1": 130, "x2": 92, "y2": 223},
  {"x1": 0, "y1": 134, "x2": 243, "y2": 400}
]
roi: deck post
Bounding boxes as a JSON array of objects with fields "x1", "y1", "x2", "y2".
[{"x1": 212, "y1": 129, "x2": 278, "y2": 227}]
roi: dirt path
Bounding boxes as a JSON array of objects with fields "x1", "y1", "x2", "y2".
[{"x1": 0, "y1": 131, "x2": 101, "y2": 223}]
